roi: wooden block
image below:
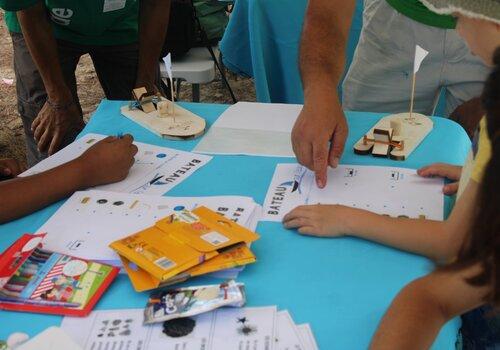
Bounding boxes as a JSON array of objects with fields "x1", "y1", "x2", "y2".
[
  {"x1": 372, "y1": 143, "x2": 390, "y2": 157},
  {"x1": 373, "y1": 128, "x2": 393, "y2": 143},
  {"x1": 157, "y1": 100, "x2": 173, "y2": 117}
]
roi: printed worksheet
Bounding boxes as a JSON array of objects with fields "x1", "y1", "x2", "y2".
[
  {"x1": 276, "y1": 310, "x2": 305, "y2": 350},
  {"x1": 21, "y1": 133, "x2": 212, "y2": 195},
  {"x1": 296, "y1": 324, "x2": 318, "y2": 350},
  {"x1": 193, "y1": 102, "x2": 301, "y2": 157},
  {"x1": 38, "y1": 190, "x2": 261, "y2": 264},
  {"x1": 61, "y1": 307, "x2": 277, "y2": 350},
  {"x1": 263, "y1": 164, "x2": 444, "y2": 222}
]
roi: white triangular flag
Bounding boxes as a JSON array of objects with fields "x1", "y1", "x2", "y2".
[
  {"x1": 162, "y1": 53, "x2": 173, "y2": 80},
  {"x1": 413, "y1": 45, "x2": 429, "y2": 74}
]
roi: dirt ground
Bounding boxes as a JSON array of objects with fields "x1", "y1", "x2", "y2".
[{"x1": 0, "y1": 11, "x2": 256, "y2": 164}]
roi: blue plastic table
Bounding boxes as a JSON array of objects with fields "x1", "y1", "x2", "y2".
[
  {"x1": 0, "y1": 101, "x2": 470, "y2": 349},
  {"x1": 220, "y1": 0, "x2": 364, "y2": 103}
]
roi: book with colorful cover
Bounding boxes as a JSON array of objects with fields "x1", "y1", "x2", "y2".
[
  {"x1": 110, "y1": 207, "x2": 259, "y2": 291},
  {"x1": 0, "y1": 234, "x2": 119, "y2": 317}
]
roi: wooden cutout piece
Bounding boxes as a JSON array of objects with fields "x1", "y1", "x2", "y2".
[{"x1": 132, "y1": 87, "x2": 156, "y2": 114}]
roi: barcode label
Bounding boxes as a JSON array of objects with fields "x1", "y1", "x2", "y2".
[
  {"x1": 154, "y1": 257, "x2": 175, "y2": 270},
  {"x1": 201, "y1": 232, "x2": 229, "y2": 246}
]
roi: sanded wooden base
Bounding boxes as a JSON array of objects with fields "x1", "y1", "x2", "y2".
[
  {"x1": 353, "y1": 113, "x2": 433, "y2": 161},
  {"x1": 121, "y1": 98, "x2": 206, "y2": 140}
]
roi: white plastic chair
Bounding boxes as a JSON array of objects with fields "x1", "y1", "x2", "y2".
[{"x1": 160, "y1": 47, "x2": 217, "y2": 102}]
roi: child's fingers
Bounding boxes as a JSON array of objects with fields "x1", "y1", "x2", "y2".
[
  {"x1": 0, "y1": 166, "x2": 11, "y2": 176},
  {"x1": 443, "y1": 182, "x2": 459, "y2": 195},
  {"x1": 283, "y1": 217, "x2": 313, "y2": 229},
  {"x1": 298, "y1": 226, "x2": 318, "y2": 236},
  {"x1": 130, "y1": 144, "x2": 139, "y2": 156},
  {"x1": 417, "y1": 163, "x2": 461, "y2": 180},
  {"x1": 119, "y1": 134, "x2": 134, "y2": 144},
  {"x1": 283, "y1": 205, "x2": 314, "y2": 222}
]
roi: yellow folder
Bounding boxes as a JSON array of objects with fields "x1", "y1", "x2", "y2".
[
  {"x1": 120, "y1": 243, "x2": 256, "y2": 292},
  {"x1": 110, "y1": 206, "x2": 259, "y2": 290}
]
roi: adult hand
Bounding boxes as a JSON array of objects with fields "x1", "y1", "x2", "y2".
[
  {"x1": 417, "y1": 163, "x2": 462, "y2": 195},
  {"x1": 76, "y1": 134, "x2": 138, "y2": 188},
  {"x1": 0, "y1": 158, "x2": 25, "y2": 178},
  {"x1": 292, "y1": 94, "x2": 348, "y2": 188},
  {"x1": 31, "y1": 99, "x2": 85, "y2": 156}
]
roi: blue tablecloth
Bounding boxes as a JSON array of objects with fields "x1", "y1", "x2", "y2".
[
  {"x1": 220, "y1": 0, "x2": 364, "y2": 103},
  {"x1": 0, "y1": 100, "x2": 470, "y2": 349}
]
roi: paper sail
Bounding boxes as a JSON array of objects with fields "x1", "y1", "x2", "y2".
[
  {"x1": 413, "y1": 45, "x2": 429, "y2": 74},
  {"x1": 162, "y1": 53, "x2": 173, "y2": 80}
]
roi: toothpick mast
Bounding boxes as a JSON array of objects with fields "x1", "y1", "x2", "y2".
[
  {"x1": 409, "y1": 72, "x2": 417, "y2": 121},
  {"x1": 410, "y1": 45, "x2": 429, "y2": 121}
]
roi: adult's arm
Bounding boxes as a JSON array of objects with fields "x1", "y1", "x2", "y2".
[
  {"x1": 370, "y1": 264, "x2": 490, "y2": 349},
  {"x1": 292, "y1": 0, "x2": 355, "y2": 188},
  {"x1": 17, "y1": 2, "x2": 83, "y2": 155},
  {"x1": 135, "y1": 0, "x2": 171, "y2": 92}
]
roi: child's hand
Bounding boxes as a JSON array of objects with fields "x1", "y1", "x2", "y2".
[
  {"x1": 282, "y1": 204, "x2": 350, "y2": 237},
  {"x1": 417, "y1": 163, "x2": 462, "y2": 195},
  {"x1": 0, "y1": 158, "x2": 25, "y2": 178},
  {"x1": 76, "y1": 134, "x2": 138, "y2": 188}
]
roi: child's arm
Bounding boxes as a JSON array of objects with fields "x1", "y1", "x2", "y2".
[
  {"x1": 0, "y1": 135, "x2": 138, "y2": 224},
  {"x1": 283, "y1": 180, "x2": 479, "y2": 262},
  {"x1": 370, "y1": 264, "x2": 490, "y2": 350}
]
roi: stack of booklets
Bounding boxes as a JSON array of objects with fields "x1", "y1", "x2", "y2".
[
  {"x1": 109, "y1": 207, "x2": 260, "y2": 291},
  {"x1": 0, "y1": 234, "x2": 119, "y2": 316}
]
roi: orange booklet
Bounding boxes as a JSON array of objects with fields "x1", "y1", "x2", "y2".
[
  {"x1": 120, "y1": 243, "x2": 256, "y2": 291},
  {"x1": 110, "y1": 207, "x2": 259, "y2": 291}
]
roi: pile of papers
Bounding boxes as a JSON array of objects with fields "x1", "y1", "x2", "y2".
[
  {"x1": 61, "y1": 306, "x2": 318, "y2": 350},
  {"x1": 38, "y1": 190, "x2": 262, "y2": 271},
  {"x1": 263, "y1": 163, "x2": 444, "y2": 222},
  {"x1": 109, "y1": 206, "x2": 261, "y2": 291}
]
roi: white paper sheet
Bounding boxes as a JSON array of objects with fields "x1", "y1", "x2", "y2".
[
  {"x1": 263, "y1": 164, "x2": 444, "y2": 222},
  {"x1": 21, "y1": 133, "x2": 212, "y2": 195},
  {"x1": 296, "y1": 324, "x2": 318, "y2": 350},
  {"x1": 277, "y1": 310, "x2": 305, "y2": 350},
  {"x1": 193, "y1": 102, "x2": 302, "y2": 157},
  {"x1": 61, "y1": 307, "x2": 277, "y2": 350},
  {"x1": 38, "y1": 190, "x2": 261, "y2": 263}
]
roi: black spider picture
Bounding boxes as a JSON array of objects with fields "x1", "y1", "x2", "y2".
[{"x1": 236, "y1": 317, "x2": 257, "y2": 336}]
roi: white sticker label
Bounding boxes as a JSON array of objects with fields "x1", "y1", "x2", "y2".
[
  {"x1": 154, "y1": 257, "x2": 175, "y2": 270},
  {"x1": 103, "y1": 0, "x2": 126, "y2": 13},
  {"x1": 201, "y1": 232, "x2": 229, "y2": 246}
]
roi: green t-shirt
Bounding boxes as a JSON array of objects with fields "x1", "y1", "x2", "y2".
[
  {"x1": 386, "y1": 0, "x2": 457, "y2": 29},
  {"x1": 1, "y1": 0, "x2": 140, "y2": 45}
]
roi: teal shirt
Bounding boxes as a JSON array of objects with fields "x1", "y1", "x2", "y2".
[{"x1": 2, "y1": 0, "x2": 140, "y2": 45}]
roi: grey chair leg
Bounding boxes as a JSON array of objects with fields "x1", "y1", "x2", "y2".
[{"x1": 192, "y1": 84, "x2": 200, "y2": 102}]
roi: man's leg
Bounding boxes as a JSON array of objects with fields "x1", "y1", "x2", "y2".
[
  {"x1": 89, "y1": 43, "x2": 162, "y2": 100},
  {"x1": 11, "y1": 32, "x2": 83, "y2": 166},
  {"x1": 342, "y1": 0, "x2": 444, "y2": 115}
]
